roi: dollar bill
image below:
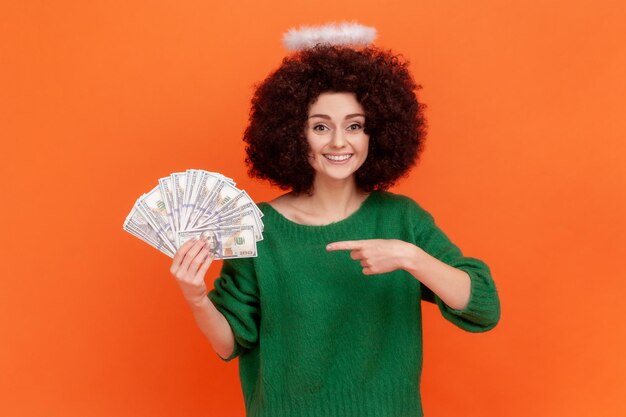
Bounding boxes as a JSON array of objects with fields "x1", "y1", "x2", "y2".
[
  {"x1": 190, "y1": 180, "x2": 233, "y2": 226},
  {"x1": 170, "y1": 172, "x2": 187, "y2": 230},
  {"x1": 158, "y1": 176, "x2": 177, "y2": 232},
  {"x1": 124, "y1": 223, "x2": 175, "y2": 257},
  {"x1": 124, "y1": 170, "x2": 262, "y2": 259},
  {"x1": 196, "y1": 189, "x2": 262, "y2": 226},
  {"x1": 123, "y1": 205, "x2": 175, "y2": 256},
  {"x1": 213, "y1": 200, "x2": 263, "y2": 229},
  {"x1": 192, "y1": 208, "x2": 263, "y2": 240},
  {"x1": 181, "y1": 169, "x2": 201, "y2": 230},
  {"x1": 218, "y1": 190, "x2": 263, "y2": 221},
  {"x1": 137, "y1": 186, "x2": 177, "y2": 250},
  {"x1": 177, "y1": 225, "x2": 257, "y2": 259},
  {"x1": 186, "y1": 171, "x2": 221, "y2": 229}
]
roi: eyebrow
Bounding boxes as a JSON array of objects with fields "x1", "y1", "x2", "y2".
[{"x1": 308, "y1": 113, "x2": 366, "y2": 120}]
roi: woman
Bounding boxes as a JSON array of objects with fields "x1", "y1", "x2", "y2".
[{"x1": 170, "y1": 30, "x2": 500, "y2": 417}]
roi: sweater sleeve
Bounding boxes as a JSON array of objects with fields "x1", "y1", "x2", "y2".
[
  {"x1": 415, "y1": 208, "x2": 501, "y2": 332},
  {"x1": 208, "y1": 257, "x2": 260, "y2": 361}
]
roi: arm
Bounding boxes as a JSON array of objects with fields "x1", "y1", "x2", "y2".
[
  {"x1": 170, "y1": 238, "x2": 236, "y2": 359},
  {"x1": 326, "y1": 239, "x2": 470, "y2": 310},
  {"x1": 327, "y1": 213, "x2": 500, "y2": 332},
  {"x1": 404, "y1": 243, "x2": 471, "y2": 311},
  {"x1": 186, "y1": 297, "x2": 236, "y2": 360},
  {"x1": 208, "y1": 256, "x2": 261, "y2": 361},
  {"x1": 413, "y1": 209, "x2": 501, "y2": 331}
]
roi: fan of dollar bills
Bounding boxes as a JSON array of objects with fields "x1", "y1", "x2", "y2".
[{"x1": 123, "y1": 169, "x2": 263, "y2": 259}]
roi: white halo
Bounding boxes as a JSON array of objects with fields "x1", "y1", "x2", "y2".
[{"x1": 282, "y1": 22, "x2": 377, "y2": 51}]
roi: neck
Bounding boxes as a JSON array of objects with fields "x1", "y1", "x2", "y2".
[{"x1": 302, "y1": 177, "x2": 368, "y2": 220}]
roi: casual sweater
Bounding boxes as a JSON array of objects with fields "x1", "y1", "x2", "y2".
[{"x1": 208, "y1": 191, "x2": 500, "y2": 417}]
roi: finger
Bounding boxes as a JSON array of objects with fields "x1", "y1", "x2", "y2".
[
  {"x1": 360, "y1": 260, "x2": 370, "y2": 268},
  {"x1": 178, "y1": 239, "x2": 207, "y2": 275},
  {"x1": 326, "y1": 240, "x2": 364, "y2": 251},
  {"x1": 194, "y1": 253, "x2": 214, "y2": 282},
  {"x1": 171, "y1": 238, "x2": 198, "y2": 274},
  {"x1": 188, "y1": 248, "x2": 210, "y2": 276},
  {"x1": 350, "y1": 250, "x2": 363, "y2": 260}
]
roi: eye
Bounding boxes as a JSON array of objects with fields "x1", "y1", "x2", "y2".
[
  {"x1": 346, "y1": 123, "x2": 363, "y2": 131},
  {"x1": 312, "y1": 124, "x2": 329, "y2": 132}
]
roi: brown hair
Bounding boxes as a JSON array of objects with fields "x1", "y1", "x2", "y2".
[{"x1": 244, "y1": 44, "x2": 427, "y2": 193}]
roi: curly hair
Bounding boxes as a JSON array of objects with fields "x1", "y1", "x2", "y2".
[{"x1": 243, "y1": 44, "x2": 427, "y2": 193}]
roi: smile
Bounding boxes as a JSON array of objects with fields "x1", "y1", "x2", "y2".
[{"x1": 324, "y1": 154, "x2": 353, "y2": 161}]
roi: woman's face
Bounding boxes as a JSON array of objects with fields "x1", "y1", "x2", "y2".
[{"x1": 305, "y1": 92, "x2": 369, "y2": 185}]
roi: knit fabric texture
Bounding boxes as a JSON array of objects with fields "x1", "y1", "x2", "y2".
[{"x1": 208, "y1": 191, "x2": 500, "y2": 417}]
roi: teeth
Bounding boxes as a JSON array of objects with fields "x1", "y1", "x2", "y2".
[{"x1": 324, "y1": 154, "x2": 352, "y2": 161}]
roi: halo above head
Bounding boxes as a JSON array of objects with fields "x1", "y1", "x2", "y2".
[{"x1": 282, "y1": 22, "x2": 377, "y2": 51}]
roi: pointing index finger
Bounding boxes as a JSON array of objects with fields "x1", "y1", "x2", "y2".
[{"x1": 326, "y1": 241, "x2": 363, "y2": 251}]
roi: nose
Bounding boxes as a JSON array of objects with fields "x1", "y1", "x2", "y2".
[{"x1": 329, "y1": 130, "x2": 347, "y2": 148}]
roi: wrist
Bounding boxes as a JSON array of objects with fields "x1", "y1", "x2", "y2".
[
  {"x1": 401, "y1": 241, "x2": 427, "y2": 274},
  {"x1": 186, "y1": 293, "x2": 211, "y2": 310}
]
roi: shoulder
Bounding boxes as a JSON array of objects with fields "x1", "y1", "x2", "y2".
[
  {"x1": 369, "y1": 191, "x2": 439, "y2": 239},
  {"x1": 266, "y1": 192, "x2": 292, "y2": 208},
  {"x1": 257, "y1": 193, "x2": 290, "y2": 216},
  {"x1": 371, "y1": 190, "x2": 432, "y2": 219}
]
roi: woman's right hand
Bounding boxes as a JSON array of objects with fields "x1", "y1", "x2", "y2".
[{"x1": 170, "y1": 238, "x2": 214, "y2": 307}]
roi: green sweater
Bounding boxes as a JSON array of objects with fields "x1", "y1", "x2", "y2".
[{"x1": 209, "y1": 191, "x2": 500, "y2": 417}]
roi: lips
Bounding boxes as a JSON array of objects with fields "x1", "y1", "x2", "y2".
[{"x1": 324, "y1": 154, "x2": 352, "y2": 161}]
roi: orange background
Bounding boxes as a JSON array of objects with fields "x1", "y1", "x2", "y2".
[{"x1": 1, "y1": 1, "x2": 625, "y2": 416}]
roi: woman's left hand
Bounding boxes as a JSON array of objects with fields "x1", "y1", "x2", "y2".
[{"x1": 326, "y1": 239, "x2": 422, "y2": 275}]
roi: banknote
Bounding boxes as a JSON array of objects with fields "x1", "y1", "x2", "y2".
[
  {"x1": 177, "y1": 226, "x2": 257, "y2": 259},
  {"x1": 195, "y1": 191, "x2": 263, "y2": 229},
  {"x1": 185, "y1": 171, "x2": 222, "y2": 229},
  {"x1": 158, "y1": 176, "x2": 176, "y2": 232},
  {"x1": 123, "y1": 205, "x2": 175, "y2": 256},
  {"x1": 193, "y1": 206, "x2": 263, "y2": 240},
  {"x1": 137, "y1": 186, "x2": 177, "y2": 249},
  {"x1": 170, "y1": 172, "x2": 187, "y2": 230},
  {"x1": 123, "y1": 170, "x2": 261, "y2": 259}
]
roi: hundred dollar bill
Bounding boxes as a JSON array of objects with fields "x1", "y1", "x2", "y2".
[
  {"x1": 123, "y1": 205, "x2": 175, "y2": 256},
  {"x1": 124, "y1": 170, "x2": 262, "y2": 258},
  {"x1": 193, "y1": 208, "x2": 262, "y2": 241},
  {"x1": 196, "y1": 189, "x2": 263, "y2": 227},
  {"x1": 217, "y1": 172, "x2": 235, "y2": 186},
  {"x1": 186, "y1": 171, "x2": 222, "y2": 229},
  {"x1": 191, "y1": 179, "x2": 239, "y2": 226},
  {"x1": 158, "y1": 176, "x2": 177, "y2": 232},
  {"x1": 177, "y1": 225, "x2": 257, "y2": 259},
  {"x1": 127, "y1": 204, "x2": 175, "y2": 253},
  {"x1": 184, "y1": 170, "x2": 206, "y2": 225},
  {"x1": 137, "y1": 186, "x2": 177, "y2": 250},
  {"x1": 182, "y1": 169, "x2": 234, "y2": 230},
  {"x1": 124, "y1": 222, "x2": 175, "y2": 257},
  {"x1": 216, "y1": 190, "x2": 263, "y2": 221},
  {"x1": 180, "y1": 169, "x2": 201, "y2": 230},
  {"x1": 212, "y1": 200, "x2": 263, "y2": 229},
  {"x1": 194, "y1": 204, "x2": 263, "y2": 239},
  {"x1": 170, "y1": 172, "x2": 187, "y2": 230}
]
